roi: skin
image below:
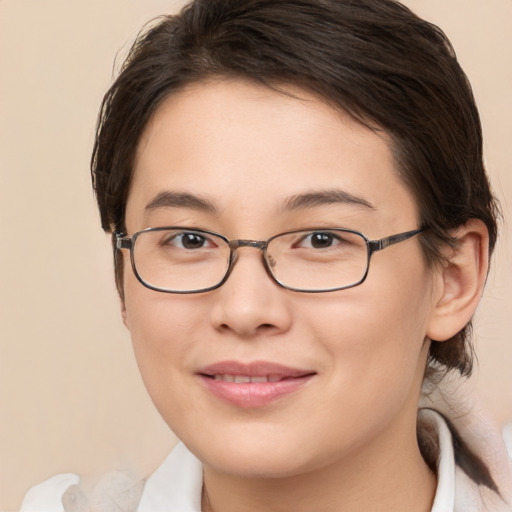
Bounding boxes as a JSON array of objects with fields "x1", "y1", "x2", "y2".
[{"x1": 121, "y1": 78, "x2": 488, "y2": 512}]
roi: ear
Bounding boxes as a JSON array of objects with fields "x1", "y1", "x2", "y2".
[{"x1": 426, "y1": 219, "x2": 489, "y2": 342}]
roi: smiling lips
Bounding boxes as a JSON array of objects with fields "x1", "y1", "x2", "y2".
[{"x1": 199, "y1": 361, "x2": 316, "y2": 408}]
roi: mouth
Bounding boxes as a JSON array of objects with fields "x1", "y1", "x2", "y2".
[
  {"x1": 198, "y1": 361, "x2": 316, "y2": 408},
  {"x1": 209, "y1": 374, "x2": 287, "y2": 383}
]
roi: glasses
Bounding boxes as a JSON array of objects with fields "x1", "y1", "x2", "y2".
[{"x1": 115, "y1": 226, "x2": 424, "y2": 294}]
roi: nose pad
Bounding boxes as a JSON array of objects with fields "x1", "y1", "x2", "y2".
[
  {"x1": 265, "y1": 252, "x2": 277, "y2": 271},
  {"x1": 208, "y1": 248, "x2": 293, "y2": 337}
]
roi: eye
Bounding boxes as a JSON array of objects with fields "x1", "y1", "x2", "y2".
[
  {"x1": 298, "y1": 231, "x2": 341, "y2": 249},
  {"x1": 162, "y1": 231, "x2": 217, "y2": 250}
]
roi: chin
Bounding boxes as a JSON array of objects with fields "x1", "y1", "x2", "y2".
[
  {"x1": 204, "y1": 447, "x2": 312, "y2": 479},
  {"x1": 178, "y1": 421, "x2": 331, "y2": 479}
]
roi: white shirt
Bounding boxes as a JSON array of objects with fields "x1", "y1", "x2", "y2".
[{"x1": 20, "y1": 409, "x2": 512, "y2": 512}]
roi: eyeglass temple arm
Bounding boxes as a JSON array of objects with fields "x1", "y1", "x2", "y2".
[
  {"x1": 368, "y1": 228, "x2": 425, "y2": 253},
  {"x1": 114, "y1": 233, "x2": 132, "y2": 250}
]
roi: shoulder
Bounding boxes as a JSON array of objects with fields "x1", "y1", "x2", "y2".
[
  {"x1": 18, "y1": 443, "x2": 202, "y2": 512},
  {"x1": 20, "y1": 471, "x2": 147, "y2": 512},
  {"x1": 420, "y1": 409, "x2": 512, "y2": 511},
  {"x1": 419, "y1": 372, "x2": 512, "y2": 511},
  {"x1": 20, "y1": 473, "x2": 80, "y2": 512}
]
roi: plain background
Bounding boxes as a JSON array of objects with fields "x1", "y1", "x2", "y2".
[{"x1": 1, "y1": 1, "x2": 511, "y2": 509}]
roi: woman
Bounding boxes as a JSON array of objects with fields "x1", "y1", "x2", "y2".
[{"x1": 21, "y1": 0, "x2": 512, "y2": 510}]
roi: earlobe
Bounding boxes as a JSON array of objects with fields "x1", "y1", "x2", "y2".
[{"x1": 426, "y1": 219, "x2": 489, "y2": 342}]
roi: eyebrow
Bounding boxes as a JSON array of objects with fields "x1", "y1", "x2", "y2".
[
  {"x1": 144, "y1": 191, "x2": 217, "y2": 214},
  {"x1": 144, "y1": 188, "x2": 374, "y2": 218},
  {"x1": 282, "y1": 189, "x2": 375, "y2": 212}
]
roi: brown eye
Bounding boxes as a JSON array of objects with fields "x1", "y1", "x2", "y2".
[
  {"x1": 181, "y1": 233, "x2": 207, "y2": 249},
  {"x1": 309, "y1": 233, "x2": 335, "y2": 249},
  {"x1": 297, "y1": 232, "x2": 341, "y2": 249},
  {"x1": 161, "y1": 232, "x2": 214, "y2": 250}
]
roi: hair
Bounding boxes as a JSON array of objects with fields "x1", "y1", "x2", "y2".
[{"x1": 91, "y1": 0, "x2": 500, "y2": 491}]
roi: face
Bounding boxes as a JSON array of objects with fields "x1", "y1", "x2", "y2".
[{"x1": 122, "y1": 78, "x2": 439, "y2": 479}]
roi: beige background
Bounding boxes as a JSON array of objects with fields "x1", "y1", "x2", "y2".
[{"x1": 0, "y1": 1, "x2": 510, "y2": 509}]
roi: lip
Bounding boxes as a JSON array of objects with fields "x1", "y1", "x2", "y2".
[{"x1": 197, "y1": 361, "x2": 316, "y2": 408}]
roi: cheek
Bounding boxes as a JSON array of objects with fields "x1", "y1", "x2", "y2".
[
  {"x1": 124, "y1": 287, "x2": 200, "y2": 359},
  {"x1": 123, "y1": 295, "x2": 212, "y2": 441},
  {"x1": 284, "y1": 293, "x2": 431, "y2": 471},
  {"x1": 301, "y1": 263, "x2": 434, "y2": 398},
  {"x1": 122, "y1": 272, "x2": 206, "y2": 401}
]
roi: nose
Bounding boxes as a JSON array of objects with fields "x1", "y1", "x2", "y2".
[{"x1": 209, "y1": 248, "x2": 293, "y2": 338}]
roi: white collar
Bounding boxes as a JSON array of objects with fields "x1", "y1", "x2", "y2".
[
  {"x1": 138, "y1": 441, "x2": 203, "y2": 512},
  {"x1": 422, "y1": 408, "x2": 455, "y2": 512}
]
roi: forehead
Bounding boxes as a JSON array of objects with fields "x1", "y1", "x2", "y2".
[{"x1": 127, "y1": 78, "x2": 418, "y2": 234}]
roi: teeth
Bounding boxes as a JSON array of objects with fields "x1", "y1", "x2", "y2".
[{"x1": 211, "y1": 374, "x2": 281, "y2": 383}]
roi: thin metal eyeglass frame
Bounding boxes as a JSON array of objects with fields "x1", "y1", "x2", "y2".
[{"x1": 115, "y1": 226, "x2": 425, "y2": 294}]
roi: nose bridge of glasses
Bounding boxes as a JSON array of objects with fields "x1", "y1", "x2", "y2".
[
  {"x1": 223, "y1": 239, "x2": 274, "y2": 284},
  {"x1": 228, "y1": 239, "x2": 267, "y2": 251}
]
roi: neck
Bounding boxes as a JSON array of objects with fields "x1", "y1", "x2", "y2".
[{"x1": 201, "y1": 421, "x2": 436, "y2": 512}]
